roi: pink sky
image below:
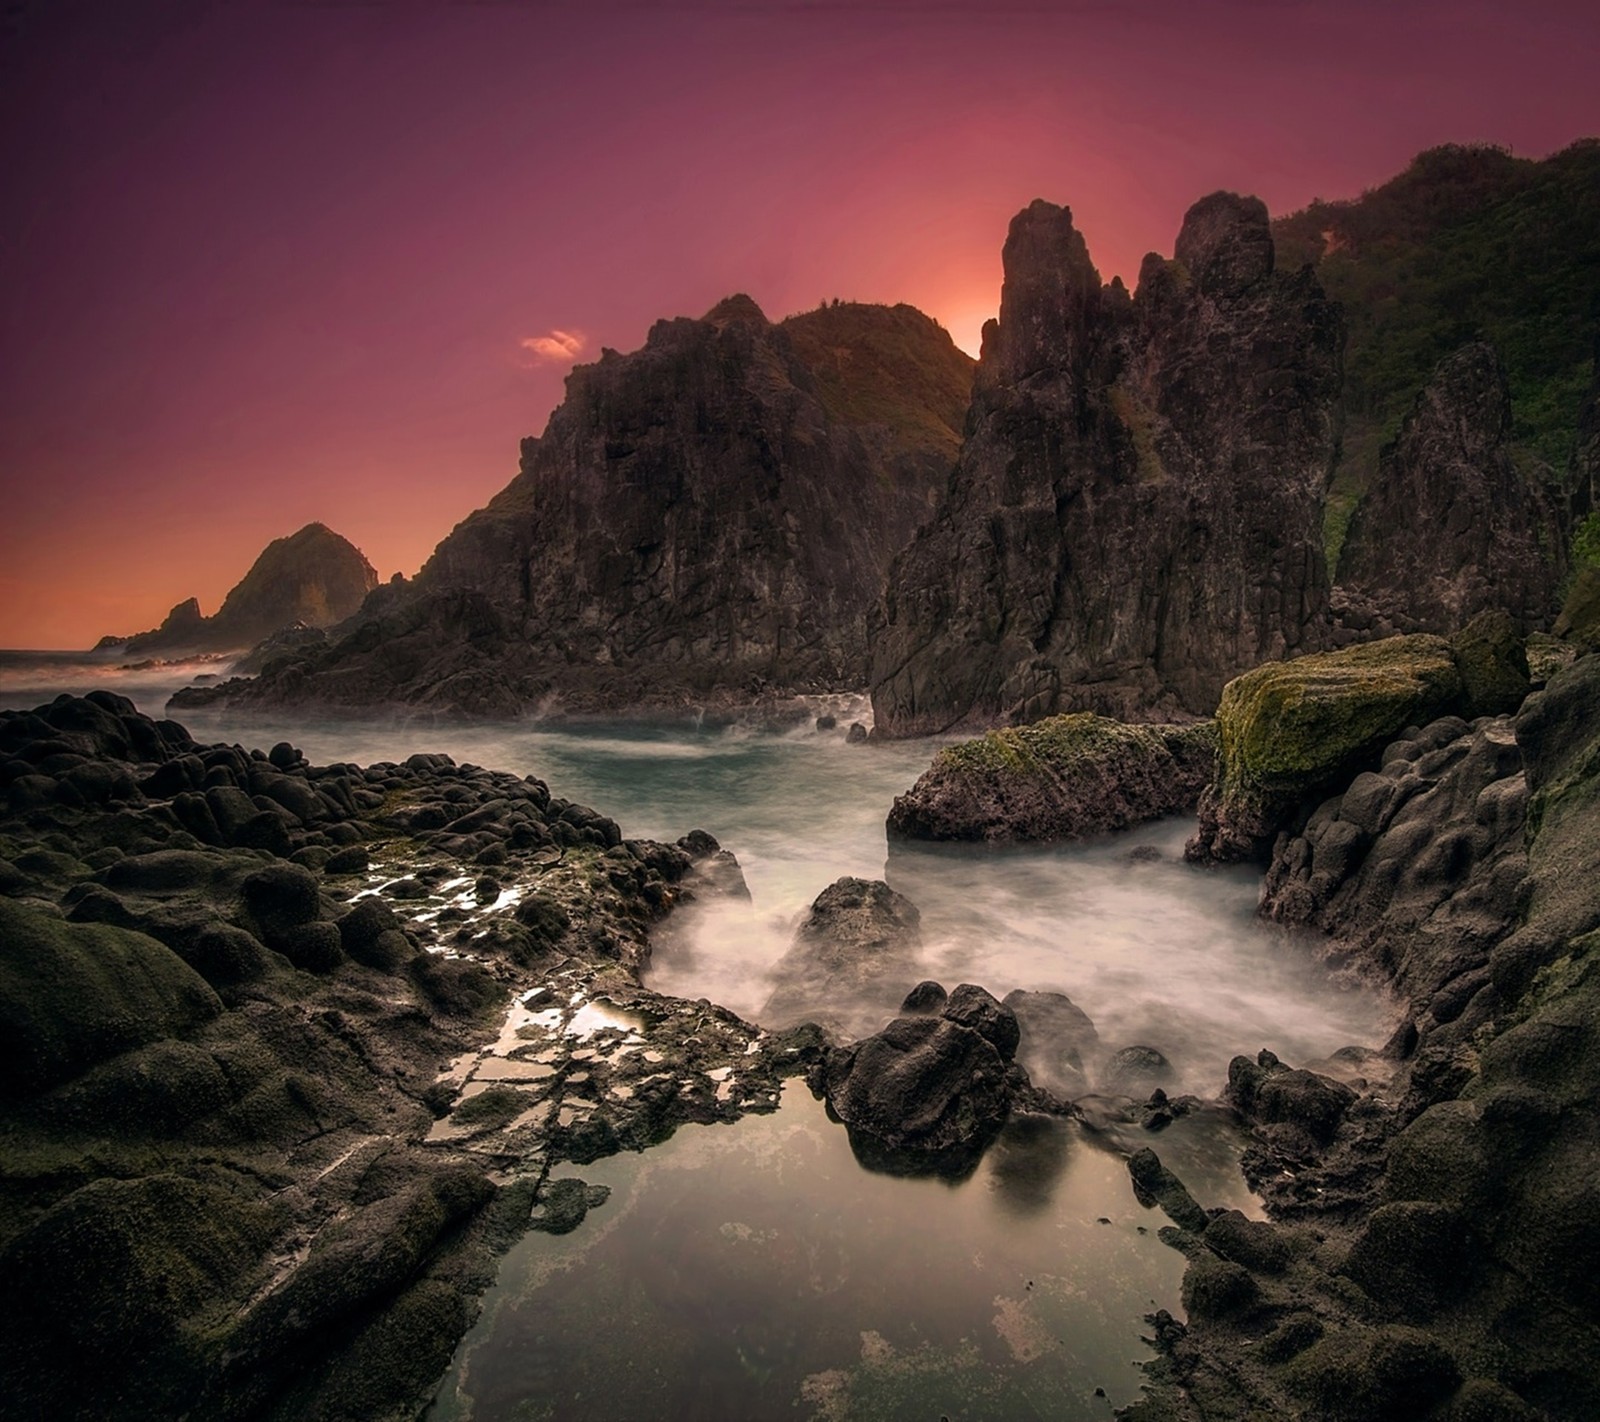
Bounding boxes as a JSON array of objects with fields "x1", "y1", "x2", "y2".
[{"x1": 2, "y1": 0, "x2": 1597, "y2": 647}]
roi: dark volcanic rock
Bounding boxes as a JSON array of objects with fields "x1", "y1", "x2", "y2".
[
  {"x1": 870, "y1": 191, "x2": 1343, "y2": 735},
  {"x1": 1003, "y1": 988, "x2": 1100, "y2": 1098},
  {"x1": 117, "y1": 523, "x2": 377, "y2": 655},
  {"x1": 1101, "y1": 1043, "x2": 1175, "y2": 1096},
  {"x1": 1188, "y1": 635, "x2": 1466, "y2": 864},
  {"x1": 940, "y1": 982, "x2": 1020, "y2": 1060},
  {"x1": 899, "y1": 979, "x2": 948, "y2": 1014},
  {"x1": 820, "y1": 1013, "x2": 1012, "y2": 1173},
  {"x1": 0, "y1": 693, "x2": 819, "y2": 1421},
  {"x1": 1227, "y1": 1049, "x2": 1357, "y2": 1146},
  {"x1": 1336, "y1": 343, "x2": 1566, "y2": 636},
  {"x1": 887, "y1": 713, "x2": 1215, "y2": 843},
  {"x1": 760, "y1": 876, "x2": 923, "y2": 1035},
  {"x1": 1129, "y1": 655, "x2": 1600, "y2": 1422},
  {"x1": 195, "y1": 301, "x2": 972, "y2": 716}
]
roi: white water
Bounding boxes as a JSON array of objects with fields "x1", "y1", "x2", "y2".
[{"x1": 3, "y1": 664, "x2": 1394, "y2": 1092}]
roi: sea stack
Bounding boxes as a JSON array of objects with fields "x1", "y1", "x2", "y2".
[{"x1": 869, "y1": 192, "x2": 1344, "y2": 735}]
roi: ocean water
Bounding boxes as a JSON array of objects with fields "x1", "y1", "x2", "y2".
[{"x1": 2, "y1": 660, "x2": 1395, "y2": 1419}]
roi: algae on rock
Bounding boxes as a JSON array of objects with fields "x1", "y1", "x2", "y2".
[
  {"x1": 888, "y1": 713, "x2": 1216, "y2": 843},
  {"x1": 1188, "y1": 635, "x2": 1463, "y2": 864}
]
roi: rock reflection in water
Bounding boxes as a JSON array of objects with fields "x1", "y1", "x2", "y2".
[{"x1": 427, "y1": 1085, "x2": 1258, "y2": 1422}]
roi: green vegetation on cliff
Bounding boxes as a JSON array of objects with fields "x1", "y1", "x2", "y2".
[
  {"x1": 782, "y1": 301, "x2": 975, "y2": 466},
  {"x1": 1272, "y1": 140, "x2": 1600, "y2": 566}
]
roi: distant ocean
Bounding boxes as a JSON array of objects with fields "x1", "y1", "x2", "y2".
[{"x1": 0, "y1": 649, "x2": 234, "y2": 716}]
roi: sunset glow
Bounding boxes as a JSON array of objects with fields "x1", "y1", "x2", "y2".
[{"x1": 2, "y1": 0, "x2": 1597, "y2": 647}]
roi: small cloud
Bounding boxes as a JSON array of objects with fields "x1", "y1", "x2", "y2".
[{"x1": 519, "y1": 329, "x2": 586, "y2": 365}]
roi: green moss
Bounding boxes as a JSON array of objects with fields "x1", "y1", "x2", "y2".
[
  {"x1": 1109, "y1": 382, "x2": 1167, "y2": 483},
  {"x1": 1217, "y1": 636, "x2": 1461, "y2": 790},
  {"x1": 1275, "y1": 141, "x2": 1600, "y2": 510},
  {"x1": 938, "y1": 713, "x2": 1208, "y2": 778},
  {"x1": 1571, "y1": 512, "x2": 1600, "y2": 570},
  {"x1": 0, "y1": 898, "x2": 222, "y2": 1096},
  {"x1": 1553, "y1": 566, "x2": 1600, "y2": 651},
  {"x1": 1323, "y1": 480, "x2": 1364, "y2": 574}
]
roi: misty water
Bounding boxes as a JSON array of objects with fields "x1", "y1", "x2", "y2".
[{"x1": 3, "y1": 664, "x2": 1396, "y2": 1419}]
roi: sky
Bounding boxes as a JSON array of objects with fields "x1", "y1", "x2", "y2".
[{"x1": 2, "y1": 0, "x2": 1597, "y2": 648}]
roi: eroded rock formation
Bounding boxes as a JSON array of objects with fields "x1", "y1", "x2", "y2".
[
  {"x1": 869, "y1": 191, "x2": 1343, "y2": 735},
  {"x1": 109, "y1": 523, "x2": 377, "y2": 655},
  {"x1": 1129, "y1": 653, "x2": 1600, "y2": 1422},
  {"x1": 1335, "y1": 342, "x2": 1566, "y2": 635},
  {"x1": 193, "y1": 300, "x2": 972, "y2": 716}
]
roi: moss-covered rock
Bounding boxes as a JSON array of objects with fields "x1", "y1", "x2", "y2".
[
  {"x1": 0, "y1": 898, "x2": 222, "y2": 1096},
  {"x1": 1552, "y1": 566, "x2": 1600, "y2": 650},
  {"x1": 1450, "y1": 609, "x2": 1530, "y2": 717},
  {"x1": 1282, "y1": 1324, "x2": 1461, "y2": 1421},
  {"x1": 887, "y1": 713, "x2": 1216, "y2": 842},
  {"x1": 230, "y1": 1170, "x2": 493, "y2": 1368},
  {"x1": 1188, "y1": 635, "x2": 1464, "y2": 862},
  {"x1": 44, "y1": 1039, "x2": 232, "y2": 1136},
  {"x1": 0, "y1": 1174, "x2": 278, "y2": 1417}
]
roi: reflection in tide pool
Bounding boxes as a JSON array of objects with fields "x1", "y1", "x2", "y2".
[{"x1": 427, "y1": 1085, "x2": 1258, "y2": 1422}]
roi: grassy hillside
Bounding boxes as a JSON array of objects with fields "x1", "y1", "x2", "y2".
[
  {"x1": 1272, "y1": 140, "x2": 1600, "y2": 570},
  {"x1": 782, "y1": 301, "x2": 975, "y2": 464}
]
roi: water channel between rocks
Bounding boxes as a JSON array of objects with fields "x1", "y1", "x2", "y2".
[{"x1": 8, "y1": 672, "x2": 1397, "y2": 1419}]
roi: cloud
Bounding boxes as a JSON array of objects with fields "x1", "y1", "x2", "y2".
[{"x1": 519, "y1": 329, "x2": 586, "y2": 365}]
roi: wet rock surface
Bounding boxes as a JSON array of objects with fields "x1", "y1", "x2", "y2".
[
  {"x1": 760, "y1": 876, "x2": 924, "y2": 1036},
  {"x1": 0, "y1": 693, "x2": 825, "y2": 1420},
  {"x1": 816, "y1": 983, "x2": 1022, "y2": 1174},
  {"x1": 887, "y1": 714, "x2": 1216, "y2": 842},
  {"x1": 1127, "y1": 653, "x2": 1600, "y2": 1422}
]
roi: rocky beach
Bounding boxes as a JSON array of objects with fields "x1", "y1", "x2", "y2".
[{"x1": 4, "y1": 12, "x2": 1599, "y2": 1410}]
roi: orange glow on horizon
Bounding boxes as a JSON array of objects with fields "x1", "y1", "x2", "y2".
[{"x1": 3, "y1": 1, "x2": 1595, "y2": 649}]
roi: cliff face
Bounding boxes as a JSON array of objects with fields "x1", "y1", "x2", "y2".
[
  {"x1": 214, "y1": 299, "x2": 971, "y2": 715},
  {"x1": 1272, "y1": 140, "x2": 1600, "y2": 569},
  {"x1": 1335, "y1": 343, "x2": 1566, "y2": 635},
  {"x1": 868, "y1": 193, "x2": 1343, "y2": 737},
  {"x1": 118, "y1": 524, "x2": 377, "y2": 655}
]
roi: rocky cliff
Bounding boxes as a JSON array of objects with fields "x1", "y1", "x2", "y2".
[
  {"x1": 1335, "y1": 343, "x2": 1565, "y2": 635},
  {"x1": 1273, "y1": 140, "x2": 1600, "y2": 572},
  {"x1": 112, "y1": 523, "x2": 377, "y2": 656},
  {"x1": 868, "y1": 192, "x2": 1344, "y2": 736},
  {"x1": 200, "y1": 299, "x2": 971, "y2": 716}
]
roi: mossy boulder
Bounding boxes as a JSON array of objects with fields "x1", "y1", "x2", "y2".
[
  {"x1": 45, "y1": 1039, "x2": 232, "y2": 1136},
  {"x1": 0, "y1": 898, "x2": 222, "y2": 1096},
  {"x1": 0, "y1": 1174, "x2": 278, "y2": 1416},
  {"x1": 1282, "y1": 1324, "x2": 1460, "y2": 1421},
  {"x1": 887, "y1": 713, "x2": 1216, "y2": 842},
  {"x1": 1450, "y1": 609, "x2": 1530, "y2": 717},
  {"x1": 1188, "y1": 635, "x2": 1464, "y2": 863}
]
